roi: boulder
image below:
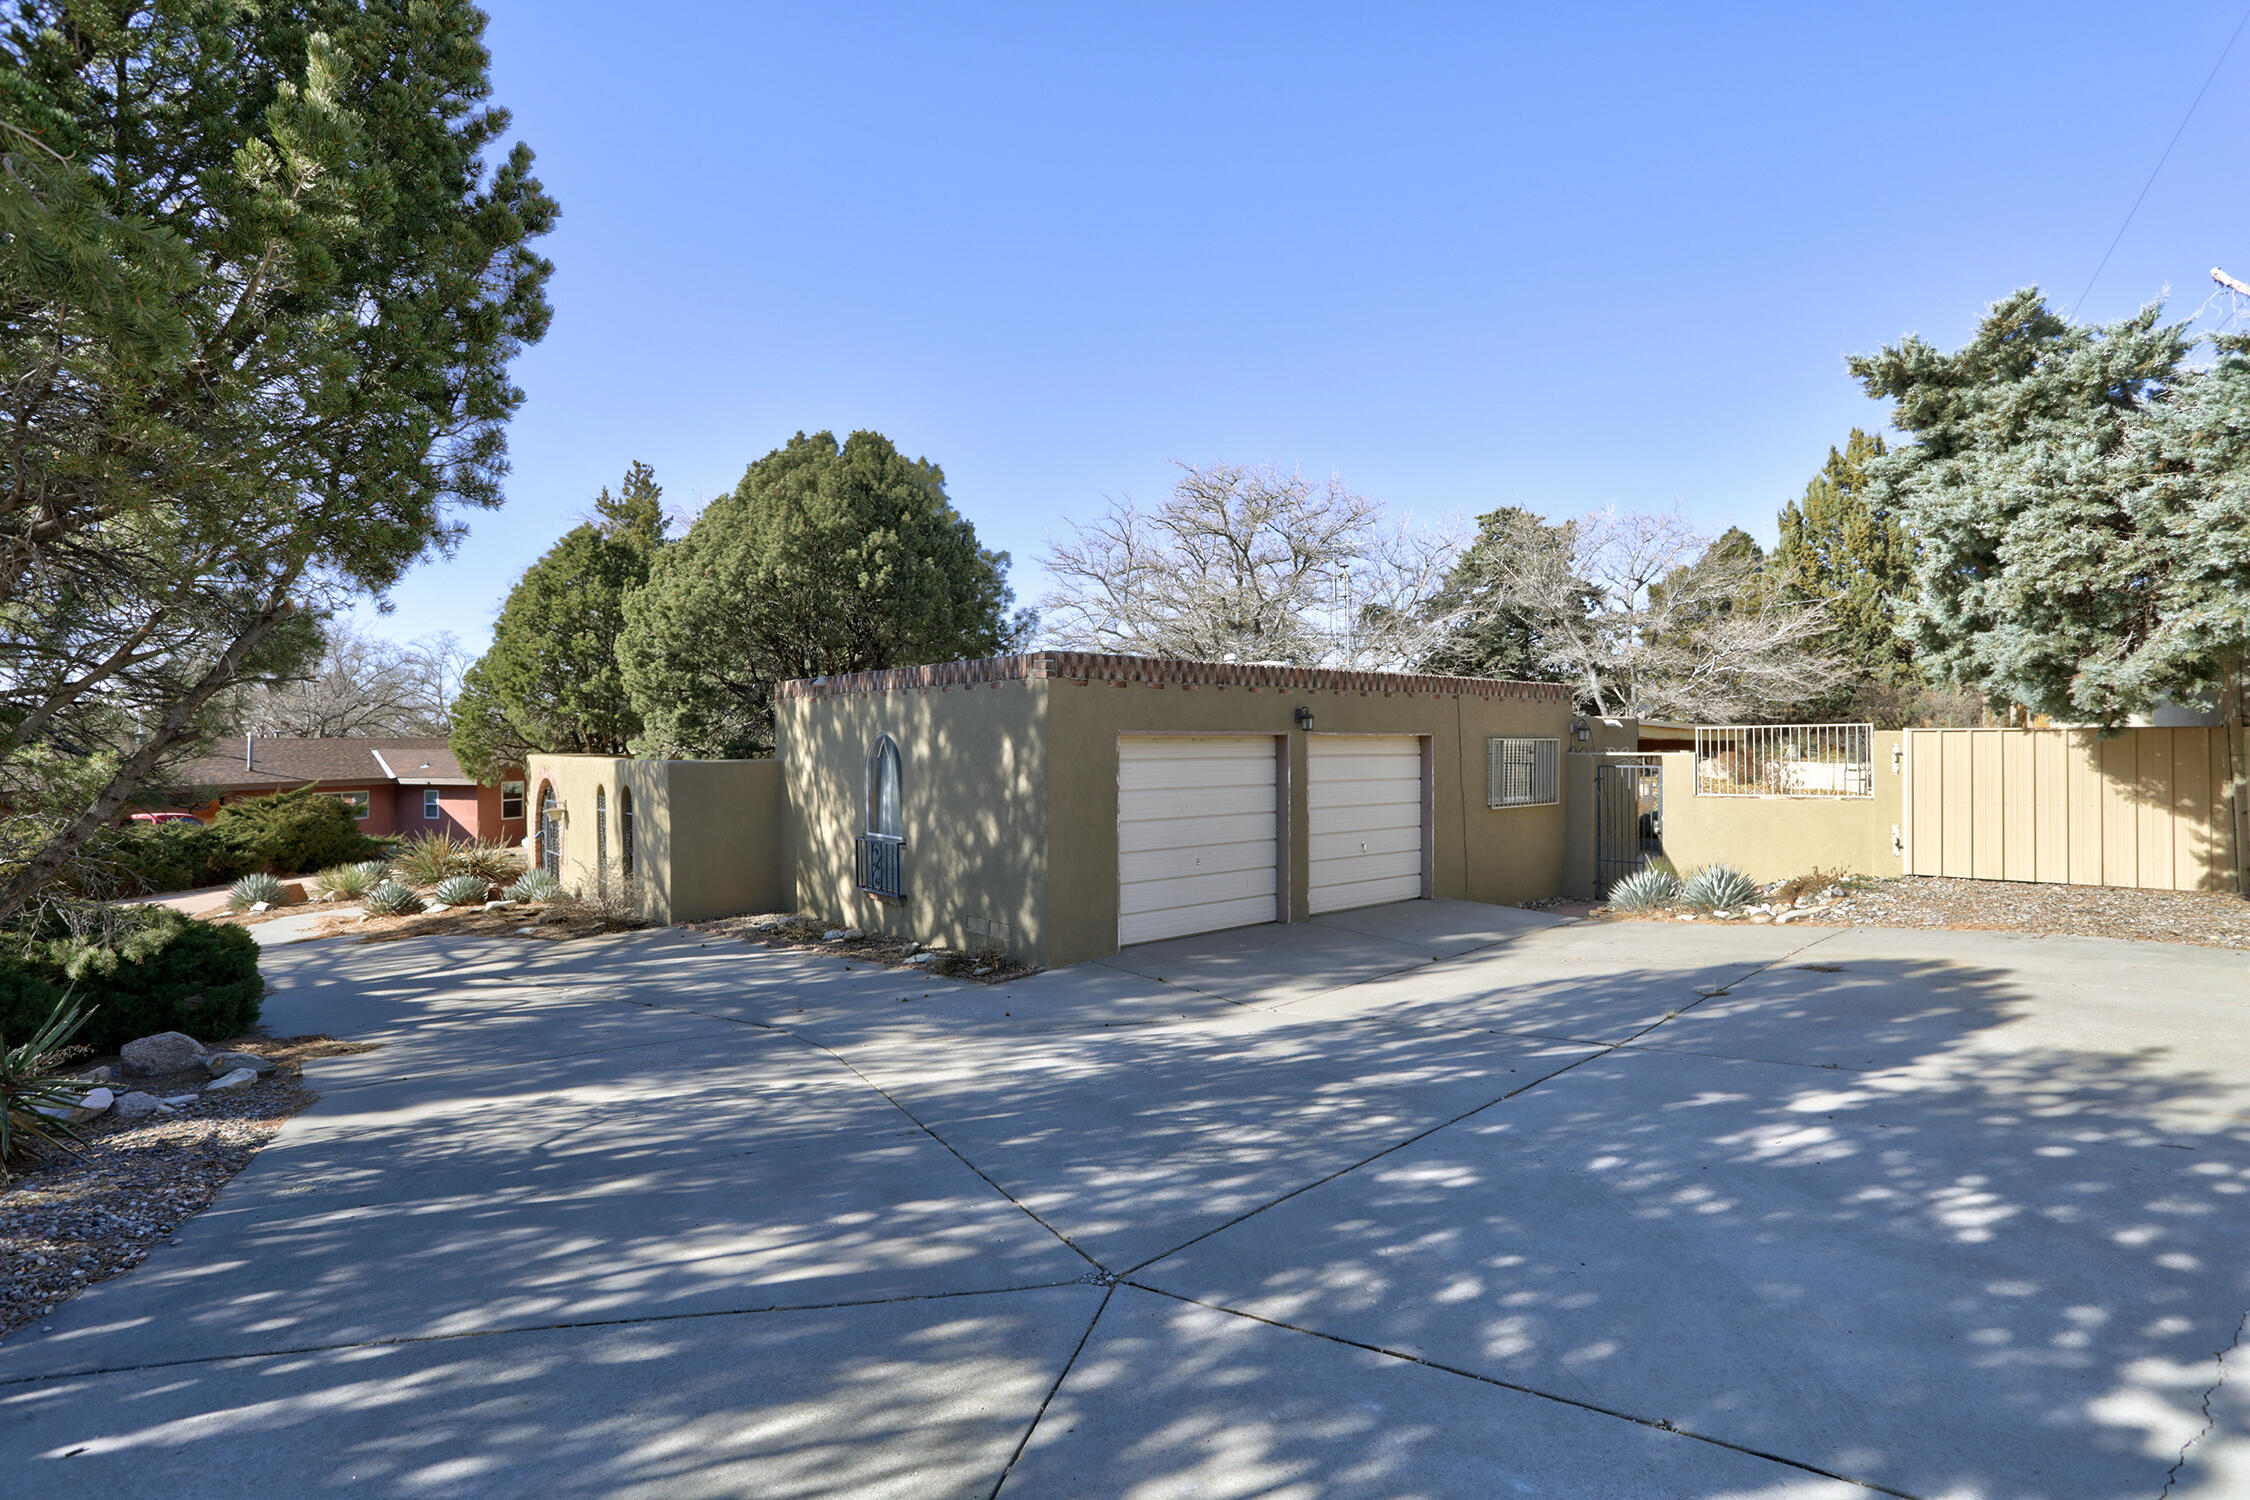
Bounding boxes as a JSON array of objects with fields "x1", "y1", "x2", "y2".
[
  {"x1": 206, "y1": 1051, "x2": 277, "y2": 1079},
  {"x1": 121, "y1": 1032, "x2": 209, "y2": 1076},
  {"x1": 822, "y1": 927, "x2": 865, "y2": 942},
  {"x1": 278, "y1": 881, "x2": 307, "y2": 905},
  {"x1": 112, "y1": 1092, "x2": 169, "y2": 1120},
  {"x1": 903, "y1": 952, "x2": 935, "y2": 966},
  {"x1": 203, "y1": 1068, "x2": 257, "y2": 1093},
  {"x1": 35, "y1": 1086, "x2": 112, "y2": 1123}
]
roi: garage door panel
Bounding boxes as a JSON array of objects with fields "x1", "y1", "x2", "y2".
[
  {"x1": 1119, "y1": 838, "x2": 1281, "y2": 884},
  {"x1": 1308, "y1": 736, "x2": 1423, "y2": 915},
  {"x1": 1118, "y1": 811, "x2": 1275, "y2": 855},
  {"x1": 1118, "y1": 736, "x2": 1279, "y2": 946}
]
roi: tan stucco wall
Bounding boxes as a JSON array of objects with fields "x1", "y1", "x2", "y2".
[
  {"x1": 1647, "y1": 736, "x2": 1906, "y2": 883},
  {"x1": 1038, "y1": 679, "x2": 1573, "y2": 969},
  {"x1": 777, "y1": 680, "x2": 1047, "y2": 959},
  {"x1": 525, "y1": 754, "x2": 785, "y2": 924}
]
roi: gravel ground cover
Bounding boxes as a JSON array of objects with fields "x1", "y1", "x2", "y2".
[
  {"x1": 0, "y1": 1035, "x2": 375, "y2": 1339},
  {"x1": 1822, "y1": 875, "x2": 2250, "y2": 949}
]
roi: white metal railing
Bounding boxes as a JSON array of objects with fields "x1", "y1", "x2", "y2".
[{"x1": 1693, "y1": 723, "x2": 1874, "y2": 799}]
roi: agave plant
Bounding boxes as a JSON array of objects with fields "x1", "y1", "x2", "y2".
[
  {"x1": 459, "y1": 840, "x2": 524, "y2": 885},
  {"x1": 363, "y1": 881, "x2": 426, "y2": 917},
  {"x1": 0, "y1": 998, "x2": 96, "y2": 1182},
  {"x1": 226, "y1": 872, "x2": 284, "y2": 911},
  {"x1": 1605, "y1": 866, "x2": 1681, "y2": 912},
  {"x1": 507, "y1": 868, "x2": 561, "y2": 904},
  {"x1": 311, "y1": 860, "x2": 390, "y2": 900},
  {"x1": 1679, "y1": 864, "x2": 1761, "y2": 912},
  {"x1": 390, "y1": 831, "x2": 473, "y2": 888},
  {"x1": 432, "y1": 874, "x2": 490, "y2": 908}
]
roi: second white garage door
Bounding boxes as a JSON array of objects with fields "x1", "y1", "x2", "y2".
[
  {"x1": 1117, "y1": 735, "x2": 1279, "y2": 946},
  {"x1": 1308, "y1": 735, "x2": 1425, "y2": 914}
]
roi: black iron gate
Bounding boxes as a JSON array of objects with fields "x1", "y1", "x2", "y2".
[{"x1": 1595, "y1": 761, "x2": 1663, "y2": 895}]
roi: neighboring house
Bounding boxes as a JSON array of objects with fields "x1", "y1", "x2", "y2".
[{"x1": 168, "y1": 736, "x2": 527, "y2": 845}]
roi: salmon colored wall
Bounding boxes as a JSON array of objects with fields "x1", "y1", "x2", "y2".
[{"x1": 191, "y1": 768, "x2": 526, "y2": 844}]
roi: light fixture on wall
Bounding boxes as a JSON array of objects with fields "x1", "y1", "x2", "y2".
[
  {"x1": 1571, "y1": 717, "x2": 1591, "y2": 742},
  {"x1": 1294, "y1": 707, "x2": 1315, "y2": 731}
]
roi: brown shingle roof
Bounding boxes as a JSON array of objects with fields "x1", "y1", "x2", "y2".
[{"x1": 169, "y1": 737, "x2": 476, "y2": 793}]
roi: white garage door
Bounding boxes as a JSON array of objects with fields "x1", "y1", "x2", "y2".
[
  {"x1": 1308, "y1": 735, "x2": 1424, "y2": 914},
  {"x1": 1117, "y1": 735, "x2": 1279, "y2": 946}
]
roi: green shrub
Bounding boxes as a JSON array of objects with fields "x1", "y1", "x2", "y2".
[
  {"x1": 0, "y1": 960, "x2": 64, "y2": 1054},
  {"x1": 213, "y1": 786, "x2": 384, "y2": 875},
  {"x1": 310, "y1": 860, "x2": 389, "y2": 899},
  {"x1": 432, "y1": 874, "x2": 490, "y2": 907},
  {"x1": 227, "y1": 872, "x2": 284, "y2": 910},
  {"x1": 364, "y1": 881, "x2": 425, "y2": 917},
  {"x1": 1606, "y1": 866, "x2": 1681, "y2": 912},
  {"x1": 30, "y1": 907, "x2": 262, "y2": 1053},
  {"x1": 1679, "y1": 864, "x2": 1761, "y2": 912},
  {"x1": 83, "y1": 820, "x2": 261, "y2": 897},
  {"x1": 507, "y1": 868, "x2": 560, "y2": 903}
]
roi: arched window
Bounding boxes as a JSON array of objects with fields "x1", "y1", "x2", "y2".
[
  {"x1": 594, "y1": 786, "x2": 608, "y2": 895},
  {"x1": 868, "y1": 736, "x2": 902, "y2": 839},
  {"x1": 619, "y1": 786, "x2": 635, "y2": 878},
  {"x1": 856, "y1": 736, "x2": 905, "y2": 899},
  {"x1": 539, "y1": 783, "x2": 561, "y2": 878}
]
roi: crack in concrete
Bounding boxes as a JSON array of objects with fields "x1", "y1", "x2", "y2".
[
  {"x1": 2162, "y1": 1308, "x2": 2249, "y2": 1498},
  {"x1": 987, "y1": 1284, "x2": 1114, "y2": 1499}
]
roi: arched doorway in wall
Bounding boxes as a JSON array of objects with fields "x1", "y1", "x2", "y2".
[{"x1": 539, "y1": 782, "x2": 561, "y2": 879}]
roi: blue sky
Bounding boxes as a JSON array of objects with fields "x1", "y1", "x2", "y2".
[{"x1": 359, "y1": 1, "x2": 2250, "y2": 653}]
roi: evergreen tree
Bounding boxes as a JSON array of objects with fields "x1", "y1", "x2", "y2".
[
  {"x1": 451, "y1": 464, "x2": 665, "y2": 778},
  {"x1": 619, "y1": 431, "x2": 1029, "y2": 758},
  {"x1": 1850, "y1": 289, "x2": 2245, "y2": 725},
  {"x1": 1769, "y1": 430, "x2": 1916, "y2": 688},
  {"x1": 0, "y1": 1, "x2": 556, "y2": 920},
  {"x1": 1418, "y1": 507, "x2": 1579, "y2": 681}
]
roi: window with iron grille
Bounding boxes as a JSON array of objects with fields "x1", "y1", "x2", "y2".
[
  {"x1": 619, "y1": 786, "x2": 634, "y2": 877},
  {"x1": 594, "y1": 787, "x2": 608, "y2": 895},
  {"x1": 858, "y1": 736, "x2": 905, "y2": 898},
  {"x1": 1487, "y1": 737, "x2": 1560, "y2": 808}
]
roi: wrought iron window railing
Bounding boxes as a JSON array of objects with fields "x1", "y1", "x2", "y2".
[
  {"x1": 1692, "y1": 723, "x2": 1875, "y2": 799},
  {"x1": 855, "y1": 834, "x2": 905, "y2": 899}
]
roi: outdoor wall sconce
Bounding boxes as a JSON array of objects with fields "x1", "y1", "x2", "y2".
[
  {"x1": 1294, "y1": 707, "x2": 1315, "y2": 731},
  {"x1": 1571, "y1": 717, "x2": 1591, "y2": 742}
]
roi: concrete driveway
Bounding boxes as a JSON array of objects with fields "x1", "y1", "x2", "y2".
[{"x1": 4, "y1": 902, "x2": 2248, "y2": 1498}]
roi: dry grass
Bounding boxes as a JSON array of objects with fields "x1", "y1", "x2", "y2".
[{"x1": 687, "y1": 912, "x2": 1037, "y2": 983}]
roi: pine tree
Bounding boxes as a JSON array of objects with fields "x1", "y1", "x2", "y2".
[
  {"x1": 1418, "y1": 507, "x2": 1579, "y2": 682},
  {"x1": 1769, "y1": 430, "x2": 1916, "y2": 688},
  {"x1": 450, "y1": 465, "x2": 667, "y2": 778},
  {"x1": 619, "y1": 431, "x2": 1029, "y2": 758}
]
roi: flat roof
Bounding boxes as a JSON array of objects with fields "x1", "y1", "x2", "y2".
[{"x1": 775, "y1": 652, "x2": 1573, "y2": 703}]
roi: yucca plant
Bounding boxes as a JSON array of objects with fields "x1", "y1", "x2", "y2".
[
  {"x1": 1, "y1": 998, "x2": 96, "y2": 1183},
  {"x1": 1605, "y1": 866, "x2": 1681, "y2": 912},
  {"x1": 432, "y1": 874, "x2": 490, "y2": 908},
  {"x1": 390, "y1": 831, "x2": 472, "y2": 888},
  {"x1": 311, "y1": 860, "x2": 390, "y2": 900},
  {"x1": 1679, "y1": 864, "x2": 1760, "y2": 912},
  {"x1": 226, "y1": 871, "x2": 284, "y2": 911},
  {"x1": 459, "y1": 840, "x2": 524, "y2": 885},
  {"x1": 363, "y1": 881, "x2": 426, "y2": 917},
  {"x1": 507, "y1": 868, "x2": 561, "y2": 904}
]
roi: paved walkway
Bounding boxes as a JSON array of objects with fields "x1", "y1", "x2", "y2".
[{"x1": 4, "y1": 901, "x2": 2248, "y2": 1497}]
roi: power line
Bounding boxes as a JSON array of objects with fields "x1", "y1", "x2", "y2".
[{"x1": 2069, "y1": 5, "x2": 2250, "y2": 320}]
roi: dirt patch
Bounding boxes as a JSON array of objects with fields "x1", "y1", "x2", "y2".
[
  {"x1": 333, "y1": 901, "x2": 644, "y2": 944},
  {"x1": 1599, "y1": 875, "x2": 2250, "y2": 951},
  {"x1": 0, "y1": 1034, "x2": 378, "y2": 1340},
  {"x1": 685, "y1": 912, "x2": 1039, "y2": 983}
]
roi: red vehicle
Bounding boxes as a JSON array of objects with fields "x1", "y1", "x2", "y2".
[{"x1": 128, "y1": 811, "x2": 199, "y2": 825}]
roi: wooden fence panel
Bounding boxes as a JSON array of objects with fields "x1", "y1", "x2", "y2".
[{"x1": 1904, "y1": 726, "x2": 2239, "y2": 893}]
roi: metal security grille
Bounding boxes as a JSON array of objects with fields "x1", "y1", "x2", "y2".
[
  {"x1": 1595, "y1": 760, "x2": 1663, "y2": 894},
  {"x1": 1487, "y1": 737, "x2": 1560, "y2": 808},
  {"x1": 594, "y1": 787, "x2": 608, "y2": 895},
  {"x1": 1693, "y1": 723, "x2": 1874, "y2": 798},
  {"x1": 856, "y1": 834, "x2": 904, "y2": 900}
]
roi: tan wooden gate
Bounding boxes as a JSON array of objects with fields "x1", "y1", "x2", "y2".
[{"x1": 1903, "y1": 727, "x2": 2243, "y2": 892}]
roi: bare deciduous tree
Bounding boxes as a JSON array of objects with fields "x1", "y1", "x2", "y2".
[
  {"x1": 236, "y1": 625, "x2": 472, "y2": 738},
  {"x1": 1040, "y1": 462, "x2": 1465, "y2": 670},
  {"x1": 1452, "y1": 507, "x2": 1843, "y2": 720}
]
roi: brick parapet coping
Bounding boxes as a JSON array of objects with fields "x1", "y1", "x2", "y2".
[{"x1": 773, "y1": 652, "x2": 1573, "y2": 702}]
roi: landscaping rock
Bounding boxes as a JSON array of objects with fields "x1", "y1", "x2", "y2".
[
  {"x1": 78, "y1": 1065, "x2": 117, "y2": 1085},
  {"x1": 158, "y1": 1094, "x2": 199, "y2": 1107},
  {"x1": 203, "y1": 1068, "x2": 257, "y2": 1093},
  {"x1": 483, "y1": 899, "x2": 515, "y2": 911},
  {"x1": 111, "y1": 1092, "x2": 168, "y2": 1120},
  {"x1": 206, "y1": 1051, "x2": 277, "y2": 1079},
  {"x1": 822, "y1": 927, "x2": 865, "y2": 942},
  {"x1": 121, "y1": 1032, "x2": 208, "y2": 1075},
  {"x1": 904, "y1": 952, "x2": 935, "y2": 966},
  {"x1": 248, "y1": 901, "x2": 271, "y2": 913}
]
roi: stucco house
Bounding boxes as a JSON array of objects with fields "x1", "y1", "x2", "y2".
[
  {"x1": 169, "y1": 736, "x2": 527, "y2": 845},
  {"x1": 528, "y1": 652, "x2": 1578, "y2": 969}
]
